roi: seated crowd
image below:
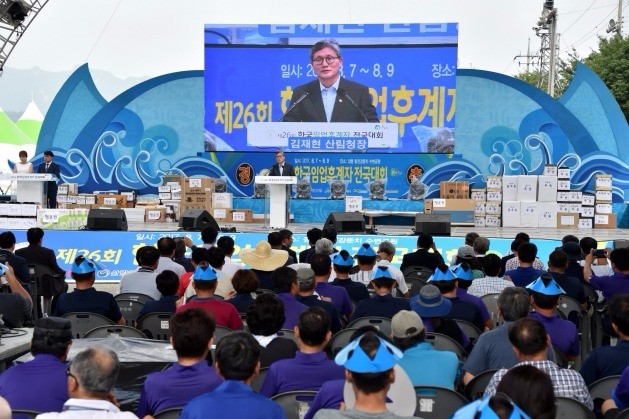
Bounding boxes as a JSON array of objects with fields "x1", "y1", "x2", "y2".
[{"x1": 0, "y1": 226, "x2": 628, "y2": 418}]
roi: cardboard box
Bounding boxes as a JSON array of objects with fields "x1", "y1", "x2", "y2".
[
  {"x1": 558, "y1": 203, "x2": 570, "y2": 213},
  {"x1": 424, "y1": 199, "x2": 475, "y2": 224},
  {"x1": 171, "y1": 190, "x2": 181, "y2": 200},
  {"x1": 439, "y1": 181, "x2": 469, "y2": 199},
  {"x1": 96, "y1": 195, "x2": 127, "y2": 208},
  {"x1": 520, "y1": 202, "x2": 539, "y2": 228},
  {"x1": 595, "y1": 203, "x2": 612, "y2": 214},
  {"x1": 162, "y1": 200, "x2": 182, "y2": 221},
  {"x1": 595, "y1": 213, "x2": 617, "y2": 229},
  {"x1": 502, "y1": 201, "x2": 521, "y2": 227},
  {"x1": 569, "y1": 191, "x2": 583, "y2": 202},
  {"x1": 471, "y1": 189, "x2": 486, "y2": 201},
  {"x1": 558, "y1": 167, "x2": 570, "y2": 179},
  {"x1": 211, "y1": 207, "x2": 230, "y2": 221},
  {"x1": 485, "y1": 215, "x2": 501, "y2": 227},
  {"x1": 136, "y1": 197, "x2": 161, "y2": 206},
  {"x1": 557, "y1": 212, "x2": 579, "y2": 228},
  {"x1": 502, "y1": 176, "x2": 519, "y2": 201},
  {"x1": 185, "y1": 177, "x2": 215, "y2": 190},
  {"x1": 568, "y1": 203, "x2": 582, "y2": 214},
  {"x1": 486, "y1": 190, "x2": 502, "y2": 202},
  {"x1": 159, "y1": 192, "x2": 172, "y2": 200},
  {"x1": 595, "y1": 174, "x2": 612, "y2": 190},
  {"x1": 181, "y1": 192, "x2": 209, "y2": 205},
  {"x1": 582, "y1": 194, "x2": 595, "y2": 206},
  {"x1": 538, "y1": 176, "x2": 558, "y2": 202},
  {"x1": 158, "y1": 185, "x2": 171, "y2": 193},
  {"x1": 212, "y1": 193, "x2": 233, "y2": 209},
  {"x1": 145, "y1": 208, "x2": 167, "y2": 222},
  {"x1": 120, "y1": 190, "x2": 137, "y2": 203},
  {"x1": 557, "y1": 191, "x2": 571, "y2": 202},
  {"x1": 474, "y1": 216, "x2": 486, "y2": 227},
  {"x1": 595, "y1": 190, "x2": 612, "y2": 203},
  {"x1": 57, "y1": 185, "x2": 68, "y2": 195},
  {"x1": 543, "y1": 165, "x2": 558, "y2": 176},
  {"x1": 20, "y1": 203, "x2": 38, "y2": 217},
  {"x1": 581, "y1": 206, "x2": 595, "y2": 218},
  {"x1": 485, "y1": 202, "x2": 501, "y2": 215},
  {"x1": 517, "y1": 175, "x2": 538, "y2": 202},
  {"x1": 180, "y1": 202, "x2": 211, "y2": 213},
  {"x1": 579, "y1": 218, "x2": 593, "y2": 229},
  {"x1": 557, "y1": 180, "x2": 571, "y2": 191},
  {"x1": 230, "y1": 209, "x2": 253, "y2": 223},
  {"x1": 486, "y1": 176, "x2": 502, "y2": 190},
  {"x1": 474, "y1": 202, "x2": 486, "y2": 216}
]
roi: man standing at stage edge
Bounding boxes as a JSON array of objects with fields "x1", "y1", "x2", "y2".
[
  {"x1": 37, "y1": 150, "x2": 61, "y2": 209},
  {"x1": 281, "y1": 40, "x2": 379, "y2": 123}
]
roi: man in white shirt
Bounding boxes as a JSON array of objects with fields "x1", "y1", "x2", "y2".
[
  {"x1": 119, "y1": 246, "x2": 161, "y2": 300},
  {"x1": 467, "y1": 254, "x2": 513, "y2": 298},
  {"x1": 155, "y1": 237, "x2": 185, "y2": 278},
  {"x1": 373, "y1": 241, "x2": 409, "y2": 297}
]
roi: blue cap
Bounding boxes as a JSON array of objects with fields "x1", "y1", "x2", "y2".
[
  {"x1": 335, "y1": 333, "x2": 403, "y2": 373},
  {"x1": 193, "y1": 264, "x2": 218, "y2": 281},
  {"x1": 428, "y1": 267, "x2": 456, "y2": 282},
  {"x1": 526, "y1": 274, "x2": 565, "y2": 296},
  {"x1": 71, "y1": 256, "x2": 107, "y2": 274},
  {"x1": 451, "y1": 264, "x2": 474, "y2": 281},
  {"x1": 356, "y1": 243, "x2": 376, "y2": 257},
  {"x1": 332, "y1": 252, "x2": 354, "y2": 267},
  {"x1": 452, "y1": 394, "x2": 531, "y2": 419},
  {"x1": 0, "y1": 262, "x2": 8, "y2": 275},
  {"x1": 612, "y1": 367, "x2": 629, "y2": 411},
  {"x1": 373, "y1": 266, "x2": 395, "y2": 281}
]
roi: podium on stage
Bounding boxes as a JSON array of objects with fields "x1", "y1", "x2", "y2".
[
  {"x1": 0, "y1": 173, "x2": 57, "y2": 204},
  {"x1": 255, "y1": 175, "x2": 297, "y2": 229}
]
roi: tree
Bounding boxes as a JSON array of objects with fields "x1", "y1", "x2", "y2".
[{"x1": 513, "y1": 49, "x2": 580, "y2": 98}]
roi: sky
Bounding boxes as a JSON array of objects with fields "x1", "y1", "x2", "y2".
[{"x1": 3, "y1": 0, "x2": 627, "y2": 98}]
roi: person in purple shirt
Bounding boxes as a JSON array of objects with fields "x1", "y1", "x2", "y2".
[
  {"x1": 505, "y1": 242, "x2": 546, "y2": 287},
  {"x1": 310, "y1": 253, "x2": 353, "y2": 319},
  {"x1": 584, "y1": 247, "x2": 629, "y2": 300},
  {"x1": 0, "y1": 317, "x2": 72, "y2": 414},
  {"x1": 452, "y1": 263, "x2": 493, "y2": 331},
  {"x1": 526, "y1": 273, "x2": 579, "y2": 361},
  {"x1": 137, "y1": 308, "x2": 222, "y2": 417},
  {"x1": 272, "y1": 266, "x2": 308, "y2": 330},
  {"x1": 260, "y1": 307, "x2": 345, "y2": 397}
]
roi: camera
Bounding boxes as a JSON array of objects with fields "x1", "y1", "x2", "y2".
[{"x1": 593, "y1": 249, "x2": 607, "y2": 258}]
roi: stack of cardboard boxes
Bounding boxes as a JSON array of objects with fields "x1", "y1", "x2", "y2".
[
  {"x1": 0, "y1": 202, "x2": 37, "y2": 230},
  {"x1": 594, "y1": 174, "x2": 615, "y2": 229},
  {"x1": 424, "y1": 181, "x2": 475, "y2": 225},
  {"x1": 473, "y1": 176, "x2": 502, "y2": 227}
]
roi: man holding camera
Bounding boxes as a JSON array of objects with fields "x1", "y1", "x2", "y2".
[{"x1": 583, "y1": 247, "x2": 629, "y2": 300}]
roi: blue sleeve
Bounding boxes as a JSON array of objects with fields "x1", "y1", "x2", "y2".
[
  {"x1": 567, "y1": 326, "x2": 581, "y2": 357},
  {"x1": 136, "y1": 384, "x2": 150, "y2": 418},
  {"x1": 259, "y1": 365, "x2": 278, "y2": 398},
  {"x1": 462, "y1": 335, "x2": 488, "y2": 375},
  {"x1": 579, "y1": 350, "x2": 598, "y2": 385}
]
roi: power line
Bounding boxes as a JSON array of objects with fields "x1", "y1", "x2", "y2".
[
  {"x1": 562, "y1": 0, "x2": 598, "y2": 34},
  {"x1": 84, "y1": 0, "x2": 123, "y2": 62},
  {"x1": 560, "y1": 6, "x2": 618, "y2": 52}
]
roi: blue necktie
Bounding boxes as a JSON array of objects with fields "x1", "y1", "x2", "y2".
[{"x1": 322, "y1": 88, "x2": 335, "y2": 122}]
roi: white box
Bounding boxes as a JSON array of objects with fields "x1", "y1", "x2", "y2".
[
  {"x1": 595, "y1": 174, "x2": 612, "y2": 190},
  {"x1": 557, "y1": 180, "x2": 571, "y2": 191},
  {"x1": 595, "y1": 190, "x2": 612, "y2": 202},
  {"x1": 558, "y1": 203, "x2": 570, "y2": 213},
  {"x1": 486, "y1": 202, "x2": 502, "y2": 215},
  {"x1": 20, "y1": 204, "x2": 38, "y2": 217},
  {"x1": 212, "y1": 208, "x2": 228, "y2": 220},
  {"x1": 558, "y1": 167, "x2": 570, "y2": 179},
  {"x1": 487, "y1": 176, "x2": 502, "y2": 190},
  {"x1": 582, "y1": 194, "x2": 595, "y2": 206},
  {"x1": 485, "y1": 215, "x2": 501, "y2": 227},
  {"x1": 543, "y1": 165, "x2": 558, "y2": 176},
  {"x1": 158, "y1": 185, "x2": 171, "y2": 193},
  {"x1": 474, "y1": 202, "x2": 486, "y2": 216},
  {"x1": 596, "y1": 203, "x2": 612, "y2": 214},
  {"x1": 171, "y1": 190, "x2": 181, "y2": 200},
  {"x1": 557, "y1": 191, "x2": 571, "y2": 202},
  {"x1": 538, "y1": 176, "x2": 558, "y2": 202},
  {"x1": 20, "y1": 217, "x2": 37, "y2": 230},
  {"x1": 538, "y1": 202, "x2": 558, "y2": 228},
  {"x1": 471, "y1": 189, "x2": 486, "y2": 201},
  {"x1": 581, "y1": 206, "x2": 595, "y2": 218},
  {"x1": 559, "y1": 213, "x2": 578, "y2": 227},
  {"x1": 0, "y1": 203, "x2": 8, "y2": 216},
  {"x1": 579, "y1": 218, "x2": 593, "y2": 229},
  {"x1": 568, "y1": 203, "x2": 582, "y2": 214},
  {"x1": 569, "y1": 191, "x2": 583, "y2": 202},
  {"x1": 595, "y1": 214, "x2": 612, "y2": 225},
  {"x1": 474, "y1": 216, "x2": 486, "y2": 227},
  {"x1": 212, "y1": 193, "x2": 233, "y2": 209},
  {"x1": 486, "y1": 190, "x2": 502, "y2": 202},
  {"x1": 7, "y1": 205, "x2": 21, "y2": 217},
  {"x1": 517, "y1": 175, "x2": 538, "y2": 202},
  {"x1": 502, "y1": 201, "x2": 521, "y2": 227},
  {"x1": 345, "y1": 196, "x2": 363, "y2": 212},
  {"x1": 502, "y1": 176, "x2": 519, "y2": 201},
  {"x1": 520, "y1": 202, "x2": 539, "y2": 228},
  {"x1": 158, "y1": 192, "x2": 171, "y2": 200}
]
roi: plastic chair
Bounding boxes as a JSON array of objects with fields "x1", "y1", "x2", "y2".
[
  {"x1": 455, "y1": 319, "x2": 482, "y2": 341},
  {"x1": 136, "y1": 312, "x2": 173, "y2": 341},
  {"x1": 116, "y1": 299, "x2": 145, "y2": 327},
  {"x1": 114, "y1": 292, "x2": 155, "y2": 304},
  {"x1": 277, "y1": 329, "x2": 298, "y2": 344},
  {"x1": 464, "y1": 369, "x2": 499, "y2": 401},
  {"x1": 251, "y1": 367, "x2": 269, "y2": 393},
  {"x1": 11, "y1": 409, "x2": 42, "y2": 418},
  {"x1": 326, "y1": 328, "x2": 359, "y2": 357},
  {"x1": 153, "y1": 407, "x2": 183, "y2": 418},
  {"x1": 401, "y1": 265, "x2": 434, "y2": 280},
  {"x1": 271, "y1": 391, "x2": 318, "y2": 419},
  {"x1": 552, "y1": 345, "x2": 570, "y2": 368},
  {"x1": 616, "y1": 408, "x2": 629, "y2": 418},
  {"x1": 404, "y1": 276, "x2": 428, "y2": 297},
  {"x1": 62, "y1": 312, "x2": 116, "y2": 338},
  {"x1": 414, "y1": 386, "x2": 469, "y2": 418},
  {"x1": 213, "y1": 325, "x2": 234, "y2": 345},
  {"x1": 255, "y1": 288, "x2": 276, "y2": 296},
  {"x1": 425, "y1": 332, "x2": 468, "y2": 360},
  {"x1": 28, "y1": 263, "x2": 66, "y2": 317},
  {"x1": 83, "y1": 325, "x2": 148, "y2": 338},
  {"x1": 556, "y1": 295, "x2": 588, "y2": 367},
  {"x1": 347, "y1": 316, "x2": 392, "y2": 337},
  {"x1": 481, "y1": 293, "x2": 501, "y2": 327},
  {"x1": 555, "y1": 397, "x2": 596, "y2": 418},
  {"x1": 588, "y1": 375, "x2": 620, "y2": 402}
]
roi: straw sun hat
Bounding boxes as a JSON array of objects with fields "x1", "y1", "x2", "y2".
[{"x1": 239, "y1": 241, "x2": 289, "y2": 271}]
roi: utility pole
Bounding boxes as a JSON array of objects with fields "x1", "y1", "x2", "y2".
[
  {"x1": 535, "y1": 0, "x2": 559, "y2": 96},
  {"x1": 606, "y1": 0, "x2": 623, "y2": 37}
]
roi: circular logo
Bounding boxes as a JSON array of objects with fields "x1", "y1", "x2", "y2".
[
  {"x1": 406, "y1": 164, "x2": 424, "y2": 184},
  {"x1": 236, "y1": 163, "x2": 254, "y2": 186}
]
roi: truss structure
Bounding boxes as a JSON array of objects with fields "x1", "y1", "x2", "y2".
[{"x1": 0, "y1": 0, "x2": 49, "y2": 74}]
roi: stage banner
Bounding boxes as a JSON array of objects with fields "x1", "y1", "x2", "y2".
[
  {"x1": 204, "y1": 24, "x2": 458, "y2": 154},
  {"x1": 12, "y1": 230, "x2": 565, "y2": 281}
]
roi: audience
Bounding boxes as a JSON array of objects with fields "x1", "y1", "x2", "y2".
[
  {"x1": 300, "y1": 227, "x2": 322, "y2": 263},
  {"x1": 37, "y1": 347, "x2": 136, "y2": 418},
  {"x1": 272, "y1": 266, "x2": 308, "y2": 329},
  {"x1": 495, "y1": 364, "x2": 556, "y2": 419},
  {"x1": 246, "y1": 293, "x2": 298, "y2": 367},
  {"x1": 0, "y1": 261, "x2": 32, "y2": 327},
  {"x1": 176, "y1": 264, "x2": 243, "y2": 330},
  {"x1": 137, "y1": 270, "x2": 180, "y2": 319},
  {"x1": 311, "y1": 254, "x2": 352, "y2": 319},
  {"x1": 260, "y1": 307, "x2": 344, "y2": 397},
  {"x1": 178, "y1": 247, "x2": 208, "y2": 299},
  {"x1": 173, "y1": 238, "x2": 194, "y2": 273},
  {"x1": 216, "y1": 236, "x2": 244, "y2": 277},
  {"x1": 239, "y1": 241, "x2": 288, "y2": 290},
  {"x1": 499, "y1": 238, "x2": 525, "y2": 277},
  {"x1": 180, "y1": 331, "x2": 285, "y2": 419},
  {"x1": 579, "y1": 236, "x2": 613, "y2": 276},
  {"x1": 467, "y1": 254, "x2": 512, "y2": 297},
  {"x1": 562, "y1": 241, "x2": 586, "y2": 282},
  {"x1": 278, "y1": 228, "x2": 297, "y2": 262},
  {"x1": 226, "y1": 269, "x2": 258, "y2": 313},
  {"x1": 602, "y1": 366, "x2": 629, "y2": 417},
  {"x1": 504, "y1": 233, "x2": 546, "y2": 272},
  {"x1": 350, "y1": 266, "x2": 410, "y2": 321},
  {"x1": 296, "y1": 267, "x2": 342, "y2": 334},
  {"x1": 0, "y1": 231, "x2": 31, "y2": 285},
  {"x1": 484, "y1": 317, "x2": 592, "y2": 409},
  {"x1": 350, "y1": 243, "x2": 378, "y2": 286},
  {"x1": 452, "y1": 263, "x2": 493, "y2": 330},
  {"x1": 400, "y1": 232, "x2": 444, "y2": 272},
  {"x1": 205, "y1": 246, "x2": 235, "y2": 298},
  {"x1": 504, "y1": 242, "x2": 545, "y2": 287},
  {"x1": 15, "y1": 227, "x2": 66, "y2": 280},
  {"x1": 391, "y1": 310, "x2": 459, "y2": 389},
  {"x1": 450, "y1": 231, "x2": 479, "y2": 265},
  {"x1": 137, "y1": 308, "x2": 222, "y2": 417},
  {"x1": 584, "y1": 247, "x2": 629, "y2": 300},
  {"x1": 119, "y1": 245, "x2": 161, "y2": 300},
  {"x1": 268, "y1": 232, "x2": 294, "y2": 265},
  {"x1": 155, "y1": 237, "x2": 185, "y2": 277},
  {"x1": 184, "y1": 225, "x2": 218, "y2": 250},
  {"x1": 546, "y1": 250, "x2": 587, "y2": 308},
  {"x1": 373, "y1": 241, "x2": 409, "y2": 297},
  {"x1": 0, "y1": 317, "x2": 72, "y2": 413},
  {"x1": 330, "y1": 251, "x2": 370, "y2": 303},
  {"x1": 55, "y1": 256, "x2": 125, "y2": 325}
]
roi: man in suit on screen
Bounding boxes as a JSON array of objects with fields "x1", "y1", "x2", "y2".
[
  {"x1": 281, "y1": 40, "x2": 379, "y2": 123},
  {"x1": 37, "y1": 150, "x2": 61, "y2": 209}
]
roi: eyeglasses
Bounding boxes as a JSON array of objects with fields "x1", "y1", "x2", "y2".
[
  {"x1": 66, "y1": 365, "x2": 77, "y2": 381},
  {"x1": 312, "y1": 56, "x2": 339, "y2": 66}
]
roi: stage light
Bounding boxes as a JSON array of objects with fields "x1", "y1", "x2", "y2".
[
  {"x1": 369, "y1": 180, "x2": 386, "y2": 200},
  {"x1": 295, "y1": 177, "x2": 311, "y2": 199},
  {"x1": 0, "y1": 0, "x2": 29, "y2": 27},
  {"x1": 329, "y1": 180, "x2": 346, "y2": 200}
]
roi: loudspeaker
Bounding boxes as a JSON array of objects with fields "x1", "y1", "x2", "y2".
[
  {"x1": 324, "y1": 212, "x2": 365, "y2": 233},
  {"x1": 87, "y1": 209, "x2": 128, "y2": 231},
  {"x1": 179, "y1": 209, "x2": 220, "y2": 231},
  {"x1": 414, "y1": 213, "x2": 451, "y2": 236}
]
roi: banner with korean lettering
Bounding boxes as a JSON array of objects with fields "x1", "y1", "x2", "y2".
[
  {"x1": 204, "y1": 24, "x2": 457, "y2": 153},
  {"x1": 12, "y1": 230, "x2": 564, "y2": 281}
]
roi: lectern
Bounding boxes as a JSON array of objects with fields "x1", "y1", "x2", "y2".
[
  {"x1": 0, "y1": 173, "x2": 56, "y2": 204},
  {"x1": 254, "y1": 176, "x2": 297, "y2": 229}
]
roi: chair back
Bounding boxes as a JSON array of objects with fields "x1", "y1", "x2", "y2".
[
  {"x1": 136, "y1": 312, "x2": 174, "y2": 341},
  {"x1": 425, "y1": 332, "x2": 468, "y2": 360},
  {"x1": 347, "y1": 316, "x2": 392, "y2": 336},
  {"x1": 588, "y1": 375, "x2": 621, "y2": 401},
  {"x1": 277, "y1": 329, "x2": 299, "y2": 344},
  {"x1": 464, "y1": 369, "x2": 499, "y2": 401},
  {"x1": 616, "y1": 408, "x2": 629, "y2": 418},
  {"x1": 11, "y1": 409, "x2": 42, "y2": 419},
  {"x1": 82, "y1": 325, "x2": 148, "y2": 338},
  {"x1": 270, "y1": 391, "x2": 318, "y2": 419},
  {"x1": 555, "y1": 397, "x2": 596, "y2": 418},
  {"x1": 255, "y1": 288, "x2": 276, "y2": 296},
  {"x1": 552, "y1": 345, "x2": 569, "y2": 368},
  {"x1": 404, "y1": 276, "x2": 428, "y2": 297},
  {"x1": 213, "y1": 325, "x2": 234, "y2": 345},
  {"x1": 326, "y1": 328, "x2": 359, "y2": 357},
  {"x1": 116, "y1": 299, "x2": 145, "y2": 327},
  {"x1": 114, "y1": 292, "x2": 155, "y2": 304},
  {"x1": 454, "y1": 319, "x2": 482, "y2": 341},
  {"x1": 480, "y1": 293, "x2": 501, "y2": 327},
  {"x1": 251, "y1": 367, "x2": 269, "y2": 393},
  {"x1": 153, "y1": 407, "x2": 183, "y2": 419},
  {"x1": 62, "y1": 312, "x2": 116, "y2": 338},
  {"x1": 401, "y1": 265, "x2": 434, "y2": 279},
  {"x1": 414, "y1": 386, "x2": 469, "y2": 419}
]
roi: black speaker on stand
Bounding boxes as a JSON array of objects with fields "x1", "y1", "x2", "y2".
[
  {"x1": 87, "y1": 209, "x2": 128, "y2": 231},
  {"x1": 323, "y1": 212, "x2": 365, "y2": 233},
  {"x1": 414, "y1": 213, "x2": 451, "y2": 236},
  {"x1": 179, "y1": 209, "x2": 220, "y2": 231}
]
